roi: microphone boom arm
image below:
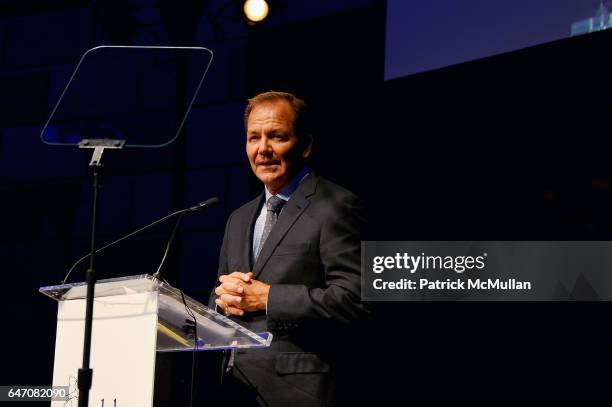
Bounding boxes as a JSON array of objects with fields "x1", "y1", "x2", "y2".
[{"x1": 61, "y1": 197, "x2": 219, "y2": 284}]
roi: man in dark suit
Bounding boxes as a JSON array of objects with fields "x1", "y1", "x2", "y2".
[{"x1": 210, "y1": 91, "x2": 367, "y2": 406}]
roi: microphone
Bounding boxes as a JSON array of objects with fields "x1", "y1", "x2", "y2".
[
  {"x1": 62, "y1": 197, "x2": 220, "y2": 283},
  {"x1": 187, "y1": 197, "x2": 220, "y2": 212}
]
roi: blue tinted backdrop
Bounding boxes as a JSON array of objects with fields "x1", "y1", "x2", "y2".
[{"x1": 385, "y1": 0, "x2": 605, "y2": 79}]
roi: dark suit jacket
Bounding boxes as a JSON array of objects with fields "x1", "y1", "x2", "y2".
[{"x1": 210, "y1": 172, "x2": 367, "y2": 406}]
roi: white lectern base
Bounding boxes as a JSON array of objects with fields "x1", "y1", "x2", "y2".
[{"x1": 51, "y1": 291, "x2": 158, "y2": 407}]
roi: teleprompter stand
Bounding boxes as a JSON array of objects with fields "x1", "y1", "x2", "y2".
[
  {"x1": 76, "y1": 138, "x2": 125, "y2": 407},
  {"x1": 39, "y1": 45, "x2": 214, "y2": 406}
]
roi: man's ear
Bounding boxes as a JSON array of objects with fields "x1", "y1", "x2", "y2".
[{"x1": 301, "y1": 134, "x2": 313, "y2": 159}]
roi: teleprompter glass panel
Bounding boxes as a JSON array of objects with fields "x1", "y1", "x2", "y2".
[{"x1": 40, "y1": 46, "x2": 212, "y2": 148}]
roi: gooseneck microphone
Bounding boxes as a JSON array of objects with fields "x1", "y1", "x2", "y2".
[
  {"x1": 186, "y1": 197, "x2": 220, "y2": 212},
  {"x1": 62, "y1": 197, "x2": 220, "y2": 283}
]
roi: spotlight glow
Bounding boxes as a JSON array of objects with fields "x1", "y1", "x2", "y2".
[{"x1": 244, "y1": 0, "x2": 269, "y2": 23}]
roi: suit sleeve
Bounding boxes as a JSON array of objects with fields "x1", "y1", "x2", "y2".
[
  {"x1": 266, "y1": 194, "x2": 369, "y2": 325},
  {"x1": 207, "y1": 212, "x2": 232, "y2": 309}
]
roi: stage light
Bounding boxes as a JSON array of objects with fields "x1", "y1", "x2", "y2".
[{"x1": 243, "y1": 0, "x2": 269, "y2": 23}]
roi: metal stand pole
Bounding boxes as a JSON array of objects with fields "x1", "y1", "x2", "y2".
[
  {"x1": 77, "y1": 164, "x2": 100, "y2": 407},
  {"x1": 76, "y1": 139, "x2": 124, "y2": 407}
]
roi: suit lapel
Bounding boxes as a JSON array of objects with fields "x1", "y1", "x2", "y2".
[
  {"x1": 252, "y1": 173, "x2": 318, "y2": 279},
  {"x1": 243, "y1": 193, "x2": 264, "y2": 271}
]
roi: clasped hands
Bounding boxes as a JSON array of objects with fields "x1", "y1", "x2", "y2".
[{"x1": 214, "y1": 272, "x2": 270, "y2": 316}]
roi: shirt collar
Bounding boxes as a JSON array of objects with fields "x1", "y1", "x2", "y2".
[{"x1": 264, "y1": 165, "x2": 311, "y2": 202}]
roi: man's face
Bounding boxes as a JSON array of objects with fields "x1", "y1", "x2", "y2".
[{"x1": 246, "y1": 99, "x2": 311, "y2": 194}]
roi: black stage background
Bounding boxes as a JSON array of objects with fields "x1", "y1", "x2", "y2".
[{"x1": 0, "y1": 0, "x2": 610, "y2": 404}]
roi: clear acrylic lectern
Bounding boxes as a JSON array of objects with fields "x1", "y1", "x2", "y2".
[{"x1": 40, "y1": 275, "x2": 272, "y2": 406}]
